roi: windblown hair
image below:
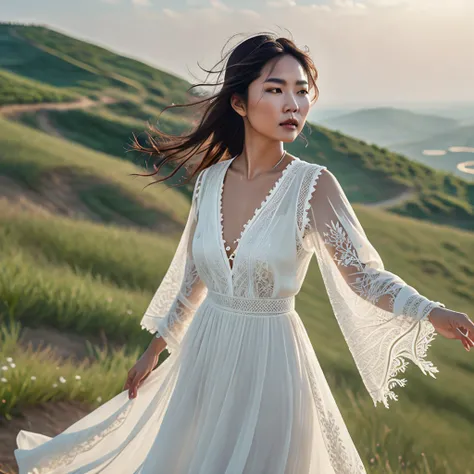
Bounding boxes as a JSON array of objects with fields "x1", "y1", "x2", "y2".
[{"x1": 128, "y1": 31, "x2": 319, "y2": 189}]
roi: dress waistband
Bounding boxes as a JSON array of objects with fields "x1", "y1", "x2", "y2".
[{"x1": 205, "y1": 291, "x2": 295, "y2": 315}]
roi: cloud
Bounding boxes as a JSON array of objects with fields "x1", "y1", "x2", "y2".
[
  {"x1": 162, "y1": 8, "x2": 181, "y2": 18},
  {"x1": 266, "y1": 0, "x2": 297, "y2": 7},
  {"x1": 333, "y1": 0, "x2": 367, "y2": 9},
  {"x1": 240, "y1": 9, "x2": 260, "y2": 18},
  {"x1": 209, "y1": 0, "x2": 233, "y2": 13},
  {"x1": 185, "y1": 0, "x2": 209, "y2": 6},
  {"x1": 103, "y1": 0, "x2": 153, "y2": 5}
]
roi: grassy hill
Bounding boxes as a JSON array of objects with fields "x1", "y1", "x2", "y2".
[
  {"x1": 0, "y1": 116, "x2": 194, "y2": 227},
  {"x1": 0, "y1": 23, "x2": 193, "y2": 106},
  {"x1": 0, "y1": 68, "x2": 79, "y2": 106}
]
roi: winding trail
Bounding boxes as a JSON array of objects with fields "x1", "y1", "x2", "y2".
[
  {"x1": 0, "y1": 95, "x2": 117, "y2": 118},
  {"x1": 365, "y1": 188, "x2": 416, "y2": 209}
]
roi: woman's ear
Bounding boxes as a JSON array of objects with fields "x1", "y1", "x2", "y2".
[{"x1": 230, "y1": 93, "x2": 247, "y2": 118}]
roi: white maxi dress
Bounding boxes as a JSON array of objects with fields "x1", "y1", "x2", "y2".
[{"x1": 15, "y1": 156, "x2": 445, "y2": 474}]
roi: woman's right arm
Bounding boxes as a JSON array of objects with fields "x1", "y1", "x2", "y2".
[{"x1": 124, "y1": 336, "x2": 167, "y2": 399}]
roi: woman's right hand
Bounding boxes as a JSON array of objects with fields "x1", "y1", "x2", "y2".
[{"x1": 123, "y1": 348, "x2": 161, "y2": 399}]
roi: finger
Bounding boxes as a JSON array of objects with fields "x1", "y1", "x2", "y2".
[
  {"x1": 462, "y1": 316, "x2": 474, "y2": 340},
  {"x1": 457, "y1": 327, "x2": 474, "y2": 345},
  {"x1": 129, "y1": 374, "x2": 142, "y2": 398},
  {"x1": 123, "y1": 371, "x2": 135, "y2": 391},
  {"x1": 457, "y1": 329, "x2": 473, "y2": 350}
]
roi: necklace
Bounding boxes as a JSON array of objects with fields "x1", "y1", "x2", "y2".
[
  {"x1": 272, "y1": 149, "x2": 287, "y2": 169},
  {"x1": 223, "y1": 150, "x2": 287, "y2": 260}
]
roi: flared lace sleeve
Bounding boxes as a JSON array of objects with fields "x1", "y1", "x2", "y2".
[
  {"x1": 140, "y1": 169, "x2": 208, "y2": 353},
  {"x1": 299, "y1": 165, "x2": 445, "y2": 409}
]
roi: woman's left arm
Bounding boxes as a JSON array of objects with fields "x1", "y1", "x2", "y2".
[{"x1": 300, "y1": 165, "x2": 473, "y2": 408}]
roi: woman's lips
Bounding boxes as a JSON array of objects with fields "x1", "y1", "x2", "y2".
[{"x1": 280, "y1": 123, "x2": 297, "y2": 130}]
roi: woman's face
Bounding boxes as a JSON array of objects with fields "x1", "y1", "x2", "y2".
[{"x1": 232, "y1": 54, "x2": 312, "y2": 143}]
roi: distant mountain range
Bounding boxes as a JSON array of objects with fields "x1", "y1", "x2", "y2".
[{"x1": 315, "y1": 107, "x2": 474, "y2": 181}]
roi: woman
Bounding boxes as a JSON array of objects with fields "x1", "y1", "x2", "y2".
[{"x1": 15, "y1": 32, "x2": 473, "y2": 474}]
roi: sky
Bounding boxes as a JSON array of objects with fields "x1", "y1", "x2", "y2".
[{"x1": 2, "y1": 0, "x2": 474, "y2": 108}]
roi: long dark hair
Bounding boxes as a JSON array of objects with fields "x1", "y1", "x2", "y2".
[{"x1": 129, "y1": 31, "x2": 319, "y2": 189}]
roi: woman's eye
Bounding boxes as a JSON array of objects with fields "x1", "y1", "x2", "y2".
[{"x1": 267, "y1": 88, "x2": 309, "y2": 95}]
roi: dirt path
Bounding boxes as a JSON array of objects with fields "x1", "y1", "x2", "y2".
[
  {"x1": 0, "y1": 95, "x2": 117, "y2": 119},
  {"x1": 365, "y1": 188, "x2": 416, "y2": 209},
  {"x1": 0, "y1": 399, "x2": 94, "y2": 474}
]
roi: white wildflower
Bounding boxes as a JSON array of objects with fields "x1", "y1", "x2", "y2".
[
  {"x1": 52, "y1": 383, "x2": 58, "y2": 388},
  {"x1": 59, "y1": 376, "x2": 66, "y2": 383},
  {"x1": 75, "y1": 375, "x2": 81, "y2": 380},
  {"x1": 1, "y1": 377, "x2": 7, "y2": 383},
  {"x1": 1, "y1": 366, "x2": 8, "y2": 371},
  {"x1": 96, "y1": 396, "x2": 102, "y2": 402},
  {"x1": 31, "y1": 376, "x2": 36, "y2": 381},
  {"x1": 10, "y1": 363, "x2": 16, "y2": 368},
  {"x1": 6, "y1": 357, "x2": 13, "y2": 362}
]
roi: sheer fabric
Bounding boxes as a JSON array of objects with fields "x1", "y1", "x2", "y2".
[
  {"x1": 139, "y1": 168, "x2": 208, "y2": 353},
  {"x1": 300, "y1": 166, "x2": 445, "y2": 408},
  {"x1": 15, "y1": 157, "x2": 444, "y2": 473}
]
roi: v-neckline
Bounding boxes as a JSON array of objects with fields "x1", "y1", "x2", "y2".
[{"x1": 217, "y1": 155, "x2": 299, "y2": 274}]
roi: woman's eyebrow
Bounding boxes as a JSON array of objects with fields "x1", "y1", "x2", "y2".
[{"x1": 264, "y1": 78, "x2": 309, "y2": 86}]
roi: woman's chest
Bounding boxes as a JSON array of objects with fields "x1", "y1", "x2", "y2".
[{"x1": 192, "y1": 160, "x2": 307, "y2": 282}]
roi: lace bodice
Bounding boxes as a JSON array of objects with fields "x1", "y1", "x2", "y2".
[{"x1": 140, "y1": 156, "x2": 445, "y2": 409}]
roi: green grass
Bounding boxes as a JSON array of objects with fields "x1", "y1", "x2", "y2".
[
  {"x1": 0, "y1": 23, "x2": 194, "y2": 102},
  {"x1": 0, "y1": 115, "x2": 193, "y2": 223},
  {"x1": 33, "y1": 106, "x2": 191, "y2": 164},
  {"x1": 15, "y1": 24, "x2": 193, "y2": 103},
  {"x1": 0, "y1": 25, "x2": 116, "y2": 93},
  {"x1": 0, "y1": 320, "x2": 142, "y2": 420},
  {"x1": 0, "y1": 68, "x2": 79, "y2": 105}
]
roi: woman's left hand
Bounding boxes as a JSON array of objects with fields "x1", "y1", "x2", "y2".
[{"x1": 428, "y1": 307, "x2": 474, "y2": 351}]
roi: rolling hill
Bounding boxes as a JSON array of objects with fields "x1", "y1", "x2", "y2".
[
  {"x1": 390, "y1": 123, "x2": 474, "y2": 179},
  {"x1": 317, "y1": 106, "x2": 459, "y2": 147}
]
